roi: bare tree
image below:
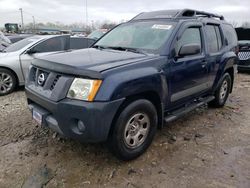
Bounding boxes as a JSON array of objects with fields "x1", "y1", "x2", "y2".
[
  {"x1": 241, "y1": 22, "x2": 250, "y2": 28},
  {"x1": 229, "y1": 21, "x2": 238, "y2": 28},
  {"x1": 22, "y1": 19, "x2": 120, "y2": 34},
  {"x1": 101, "y1": 23, "x2": 117, "y2": 30}
]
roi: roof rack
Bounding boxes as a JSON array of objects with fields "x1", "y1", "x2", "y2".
[
  {"x1": 131, "y1": 9, "x2": 224, "y2": 21},
  {"x1": 177, "y1": 9, "x2": 224, "y2": 20}
]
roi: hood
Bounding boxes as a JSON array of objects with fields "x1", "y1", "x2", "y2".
[
  {"x1": 0, "y1": 52, "x2": 8, "y2": 58},
  {"x1": 0, "y1": 51, "x2": 15, "y2": 58},
  {"x1": 33, "y1": 48, "x2": 158, "y2": 77}
]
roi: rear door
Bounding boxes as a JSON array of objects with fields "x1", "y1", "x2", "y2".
[
  {"x1": 20, "y1": 35, "x2": 69, "y2": 79},
  {"x1": 70, "y1": 37, "x2": 95, "y2": 49},
  {"x1": 204, "y1": 24, "x2": 224, "y2": 88},
  {"x1": 168, "y1": 23, "x2": 209, "y2": 106}
]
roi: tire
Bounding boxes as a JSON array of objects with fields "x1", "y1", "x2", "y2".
[
  {"x1": 209, "y1": 73, "x2": 231, "y2": 108},
  {"x1": 0, "y1": 68, "x2": 17, "y2": 96},
  {"x1": 108, "y1": 99, "x2": 158, "y2": 161}
]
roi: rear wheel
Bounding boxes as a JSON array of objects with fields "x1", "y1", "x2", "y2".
[
  {"x1": 209, "y1": 73, "x2": 231, "y2": 108},
  {"x1": 0, "y1": 68, "x2": 17, "y2": 96},
  {"x1": 108, "y1": 99, "x2": 157, "y2": 161}
]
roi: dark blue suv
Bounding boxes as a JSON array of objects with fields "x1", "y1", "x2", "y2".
[{"x1": 26, "y1": 9, "x2": 238, "y2": 160}]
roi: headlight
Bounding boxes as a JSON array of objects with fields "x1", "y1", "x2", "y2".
[{"x1": 67, "y1": 78, "x2": 102, "y2": 101}]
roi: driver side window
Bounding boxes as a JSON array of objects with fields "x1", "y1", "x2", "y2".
[
  {"x1": 176, "y1": 27, "x2": 202, "y2": 55},
  {"x1": 32, "y1": 37, "x2": 66, "y2": 53}
]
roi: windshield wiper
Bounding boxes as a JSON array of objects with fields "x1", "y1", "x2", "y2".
[
  {"x1": 92, "y1": 45, "x2": 109, "y2": 50},
  {"x1": 93, "y1": 45, "x2": 147, "y2": 55},
  {"x1": 108, "y1": 46, "x2": 147, "y2": 55}
]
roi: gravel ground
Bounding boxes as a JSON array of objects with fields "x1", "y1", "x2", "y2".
[{"x1": 0, "y1": 73, "x2": 250, "y2": 188}]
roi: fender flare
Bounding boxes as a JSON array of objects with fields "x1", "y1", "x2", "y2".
[{"x1": 212, "y1": 53, "x2": 237, "y2": 93}]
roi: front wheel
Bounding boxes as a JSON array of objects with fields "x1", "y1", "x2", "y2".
[
  {"x1": 209, "y1": 73, "x2": 232, "y2": 108},
  {"x1": 108, "y1": 99, "x2": 158, "y2": 161},
  {"x1": 0, "y1": 68, "x2": 17, "y2": 96}
]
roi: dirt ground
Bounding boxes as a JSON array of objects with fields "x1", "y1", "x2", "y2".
[{"x1": 0, "y1": 73, "x2": 250, "y2": 188}]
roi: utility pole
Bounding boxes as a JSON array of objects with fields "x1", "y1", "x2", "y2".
[
  {"x1": 85, "y1": 0, "x2": 88, "y2": 33},
  {"x1": 91, "y1": 20, "x2": 94, "y2": 30},
  {"x1": 32, "y1": 16, "x2": 36, "y2": 33},
  {"x1": 19, "y1": 8, "x2": 24, "y2": 30}
]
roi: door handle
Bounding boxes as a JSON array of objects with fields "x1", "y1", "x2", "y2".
[{"x1": 201, "y1": 60, "x2": 207, "y2": 68}]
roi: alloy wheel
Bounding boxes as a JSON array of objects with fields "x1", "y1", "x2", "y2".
[
  {"x1": 219, "y1": 80, "x2": 228, "y2": 101},
  {"x1": 123, "y1": 112, "x2": 150, "y2": 149},
  {"x1": 0, "y1": 72, "x2": 13, "y2": 95}
]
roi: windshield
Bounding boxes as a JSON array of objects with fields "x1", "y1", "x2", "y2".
[
  {"x1": 95, "y1": 21, "x2": 175, "y2": 54},
  {"x1": 3, "y1": 37, "x2": 39, "y2": 52}
]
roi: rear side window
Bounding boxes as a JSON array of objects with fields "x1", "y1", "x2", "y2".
[
  {"x1": 33, "y1": 37, "x2": 66, "y2": 53},
  {"x1": 70, "y1": 38, "x2": 95, "y2": 49},
  {"x1": 176, "y1": 27, "x2": 202, "y2": 54},
  {"x1": 205, "y1": 25, "x2": 222, "y2": 53},
  {"x1": 215, "y1": 26, "x2": 223, "y2": 50},
  {"x1": 222, "y1": 24, "x2": 238, "y2": 47}
]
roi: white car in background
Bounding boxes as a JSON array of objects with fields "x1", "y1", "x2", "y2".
[{"x1": 0, "y1": 35, "x2": 95, "y2": 96}]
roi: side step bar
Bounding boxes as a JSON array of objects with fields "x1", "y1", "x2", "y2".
[{"x1": 164, "y1": 96, "x2": 215, "y2": 123}]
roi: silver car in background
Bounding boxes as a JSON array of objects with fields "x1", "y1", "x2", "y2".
[
  {"x1": 0, "y1": 31, "x2": 11, "y2": 51},
  {"x1": 0, "y1": 35, "x2": 95, "y2": 96}
]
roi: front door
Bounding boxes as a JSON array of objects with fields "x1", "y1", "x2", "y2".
[
  {"x1": 20, "y1": 35, "x2": 69, "y2": 80},
  {"x1": 19, "y1": 52, "x2": 53, "y2": 80},
  {"x1": 169, "y1": 25, "x2": 209, "y2": 106}
]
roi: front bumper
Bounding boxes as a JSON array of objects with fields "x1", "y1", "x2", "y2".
[
  {"x1": 238, "y1": 61, "x2": 250, "y2": 71},
  {"x1": 238, "y1": 66, "x2": 250, "y2": 71},
  {"x1": 26, "y1": 88, "x2": 124, "y2": 143}
]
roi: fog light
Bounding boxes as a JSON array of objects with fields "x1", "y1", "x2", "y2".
[{"x1": 78, "y1": 120, "x2": 86, "y2": 132}]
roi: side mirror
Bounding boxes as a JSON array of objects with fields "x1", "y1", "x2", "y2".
[
  {"x1": 178, "y1": 43, "x2": 201, "y2": 57},
  {"x1": 26, "y1": 48, "x2": 37, "y2": 55}
]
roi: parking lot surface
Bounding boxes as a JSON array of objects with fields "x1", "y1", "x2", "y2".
[{"x1": 0, "y1": 73, "x2": 250, "y2": 188}]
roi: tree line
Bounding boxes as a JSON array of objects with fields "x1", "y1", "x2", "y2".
[{"x1": 23, "y1": 20, "x2": 118, "y2": 33}]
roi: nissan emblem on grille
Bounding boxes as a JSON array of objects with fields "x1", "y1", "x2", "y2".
[{"x1": 38, "y1": 73, "x2": 45, "y2": 86}]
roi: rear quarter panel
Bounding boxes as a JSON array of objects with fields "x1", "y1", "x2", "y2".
[{"x1": 211, "y1": 51, "x2": 237, "y2": 92}]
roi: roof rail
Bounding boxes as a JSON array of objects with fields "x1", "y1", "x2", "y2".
[
  {"x1": 177, "y1": 9, "x2": 224, "y2": 20},
  {"x1": 130, "y1": 9, "x2": 224, "y2": 21}
]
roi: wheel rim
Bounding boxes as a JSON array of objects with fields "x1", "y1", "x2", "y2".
[
  {"x1": 0, "y1": 72, "x2": 13, "y2": 94},
  {"x1": 220, "y1": 80, "x2": 228, "y2": 101},
  {"x1": 123, "y1": 112, "x2": 150, "y2": 149}
]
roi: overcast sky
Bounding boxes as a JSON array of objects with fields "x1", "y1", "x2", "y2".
[{"x1": 0, "y1": 0, "x2": 249, "y2": 27}]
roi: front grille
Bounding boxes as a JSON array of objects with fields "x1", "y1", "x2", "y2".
[
  {"x1": 238, "y1": 51, "x2": 250, "y2": 60},
  {"x1": 27, "y1": 66, "x2": 74, "y2": 102},
  {"x1": 37, "y1": 69, "x2": 49, "y2": 87},
  {"x1": 30, "y1": 67, "x2": 37, "y2": 82},
  {"x1": 29, "y1": 67, "x2": 61, "y2": 91},
  {"x1": 50, "y1": 75, "x2": 61, "y2": 90}
]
